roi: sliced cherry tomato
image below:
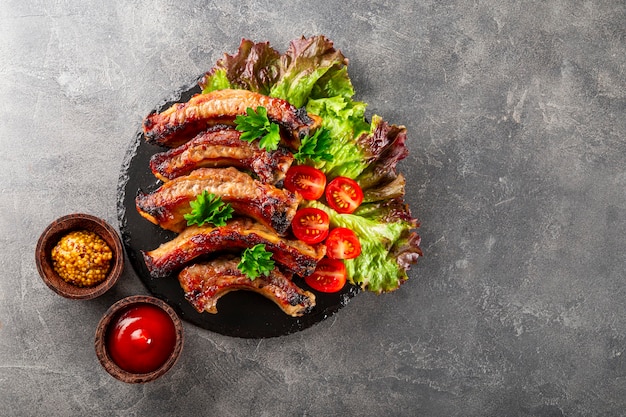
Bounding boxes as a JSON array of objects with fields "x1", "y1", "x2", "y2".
[
  {"x1": 291, "y1": 208, "x2": 330, "y2": 244},
  {"x1": 284, "y1": 165, "x2": 326, "y2": 200},
  {"x1": 325, "y1": 176, "x2": 363, "y2": 214},
  {"x1": 305, "y1": 258, "x2": 347, "y2": 293},
  {"x1": 325, "y1": 227, "x2": 361, "y2": 260}
]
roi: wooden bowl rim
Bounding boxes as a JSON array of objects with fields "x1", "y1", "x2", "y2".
[
  {"x1": 35, "y1": 213, "x2": 124, "y2": 300},
  {"x1": 94, "y1": 295, "x2": 184, "y2": 384}
]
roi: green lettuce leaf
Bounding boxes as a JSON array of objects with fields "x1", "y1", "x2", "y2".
[
  {"x1": 305, "y1": 96, "x2": 370, "y2": 178},
  {"x1": 269, "y1": 36, "x2": 351, "y2": 108},
  {"x1": 200, "y1": 68, "x2": 231, "y2": 93}
]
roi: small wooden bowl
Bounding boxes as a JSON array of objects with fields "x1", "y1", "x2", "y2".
[
  {"x1": 94, "y1": 295, "x2": 184, "y2": 383},
  {"x1": 35, "y1": 213, "x2": 124, "y2": 299}
]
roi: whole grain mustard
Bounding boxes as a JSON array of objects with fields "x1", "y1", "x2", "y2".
[{"x1": 51, "y1": 230, "x2": 113, "y2": 287}]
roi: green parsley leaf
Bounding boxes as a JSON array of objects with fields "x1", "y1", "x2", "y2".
[
  {"x1": 237, "y1": 244, "x2": 275, "y2": 280},
  {"x1": 234, "y1": 106, "x2": 281, "y2": 151},
  {"x1": 183, "y1": 190, "x2": 234, "y2": 227},
  {"x1": 293, "y1": 127, "x2": 334, "y2": 163},
  {"x1": 258, "y1": 122, "x2": 281, "y2": 151}
]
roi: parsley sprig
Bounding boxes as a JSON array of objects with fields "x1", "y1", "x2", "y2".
[
  {"x1": 293, "y1": 127, "x2": 334, "y2": 163},
  {"x1": 237, "y1": 244, "x2": 275, "y2": 280},
  {"x1": 234, "y1": 106, "x2": 281, "y2": 151},
  {"x1": 184, "y1": 190, "x2": 234, "y2": 227}
]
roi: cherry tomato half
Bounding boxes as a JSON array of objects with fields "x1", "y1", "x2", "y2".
[
  {"x1": 291, "y1": 208, "x2": 330, "y2": 244},
  {"x1": 325, "y1": 176, "x2": 364, "y2": 214},
  {"x1": 305, "y1": 258, "x2": 347, "y2": 293},
  {"x1": 325, "y1": 227, "x2": 362, "y2": 260},
  {"x1": 284, "y1": 165, "x2": 326, "y2": 200}
]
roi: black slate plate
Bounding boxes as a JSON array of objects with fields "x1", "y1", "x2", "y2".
[{"x1": 116, "y1": 80, "x2": 360, "y2": 338}]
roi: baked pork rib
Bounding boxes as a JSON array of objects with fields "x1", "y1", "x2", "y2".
[
  {"x1": 135, "y1": 167, "x2": 300, "y2": 235},
  {"x1": 179, "y1": 257, "x2": 316, "y2": 317},
  {"x1": 142, "y1": 218, "x2": 326, "y2": 278},
  {"x1": 149, "y1": 126, "x2": 294, "y2": 184},
  {"x1": 143, "y1": 89, "x2": 319, "y2": 148}
]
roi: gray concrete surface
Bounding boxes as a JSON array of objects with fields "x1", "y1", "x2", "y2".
[{"x1": 2, "y1": 0, "x2": 626, "y2": 416}]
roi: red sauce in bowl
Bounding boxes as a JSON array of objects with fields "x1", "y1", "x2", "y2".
[{"x1": 106, "y1": 303, "x2": 177, "y2": 374}]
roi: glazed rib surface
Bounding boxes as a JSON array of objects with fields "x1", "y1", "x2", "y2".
[
  {"x1": 143, "y1": 89, "x2": 318, "y2": 148},
  {"x1": 179, "y1": 257, "x2": 316, "y2": 317},
  {"x1": 149, "y1": 126, "x2": 294, "y2": 184},
  {"x1": 135, "y1": 167, "x2": 300, "y2": 234},
  {"x1": 143, "y1": 218, "x2": 326, "y2": 278}
]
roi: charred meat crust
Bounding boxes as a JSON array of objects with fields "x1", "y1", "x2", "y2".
[
  {"x1": 135, "y1": 167, "x2": 301, "y2": 235},
  {"x1": 179, "y1": 257, "x2": 316, "y2": 317},
  {"x1": 149, "y1": 126, "x2": 294, "y2": 184},
  {"x1": 142, "y1": 89, "x2": 320, "y2": 148},
  {"x1": 142, "y1": 218, "x2": 326, "y2": 278}
]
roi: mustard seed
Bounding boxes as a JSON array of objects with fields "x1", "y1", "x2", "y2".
[{"x1": 51, "y1": 230, "x2": 112, "y2": 287}]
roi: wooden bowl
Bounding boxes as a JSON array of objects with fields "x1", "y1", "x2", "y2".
[
  {"x1": 94, "y1": 295, "x2": 184, "y2": 383},
  {"x1": 35, "y1": 213, "x2": 124, "y2": 299}
]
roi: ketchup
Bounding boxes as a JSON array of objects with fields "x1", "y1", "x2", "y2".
[{"x1": 106, "y1": 303, "x2": 177, "y2": 374}]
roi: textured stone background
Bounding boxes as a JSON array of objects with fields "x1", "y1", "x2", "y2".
[{"x1": 1, "y1": 1, "x2": 626, "y2": 416}]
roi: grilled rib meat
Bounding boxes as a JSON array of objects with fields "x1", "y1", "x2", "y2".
[
  {"x1": 143, "y1": 89, "x2": 320, "y2": 148},
  {"x1": 149, "y1": 126, "x2": 294, "y2": 184},
  {"x1": 143, "y1": 218, "x2": 326, "y2": 278},
  {"x1": 179, "y1": 257, "x2": 316, "y2": 317},
  {"x1": 135, "y1": 167, "x2": 300, "y2": 234}
]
